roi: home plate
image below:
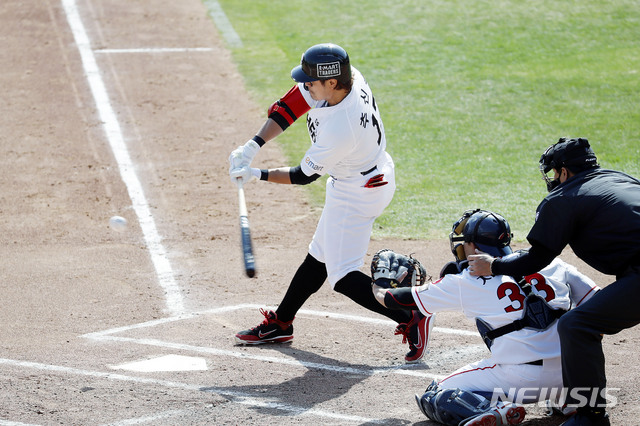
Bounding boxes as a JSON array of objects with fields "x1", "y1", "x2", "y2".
[{"x1": 111, "y1": 355, "x2": 208, "y2": 372}]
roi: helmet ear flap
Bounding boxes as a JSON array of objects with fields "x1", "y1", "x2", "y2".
[
  {"x1": 453, "y1": 217, "x2": 467, "y2": 235},
  {"x1": 449, "y1": 209, "x2": 479, "y2": 261},
  {"x1": 452, "y1": 209, "x2": 478, "y2": 235}
]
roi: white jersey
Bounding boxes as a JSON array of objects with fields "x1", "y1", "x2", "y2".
[
  {"x1": 296, "y1": 67, "x2": 395, "y2": 286},
  {"x1": 297, "y1": 67, "x2": 387, "y2": 180},
  {"x1": 411, "y1": 258, "x2": 599, "y2": 364}
]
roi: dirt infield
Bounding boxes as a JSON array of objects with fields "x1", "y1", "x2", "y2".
[{"x1": 1, "y1": 1, "x2": 638, "y2": 425}]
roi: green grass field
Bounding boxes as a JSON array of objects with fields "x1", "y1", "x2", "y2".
[{"x1": 214, "y1": 0, "x2": 639, "y2": 240}]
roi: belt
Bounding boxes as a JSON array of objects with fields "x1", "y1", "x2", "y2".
[
  {"x1": 361, "y1": 165, "x2": 377, "y2": 176},
  {"x1": 525, "y1": 359, "x2": 543, "y2": 366}
]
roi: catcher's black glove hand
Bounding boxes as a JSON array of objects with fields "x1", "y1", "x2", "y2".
[{"x1": 371, "y1": 249, "x2": 427, "y2": 289}]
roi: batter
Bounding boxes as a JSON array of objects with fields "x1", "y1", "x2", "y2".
[{"x1": 228, "y1": 43, "x2": 429, "y2": 362}]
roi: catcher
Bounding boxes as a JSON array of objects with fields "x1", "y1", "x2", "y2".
[{"x1": 371, "y1": 209, "x2": 601, "y2": 426}]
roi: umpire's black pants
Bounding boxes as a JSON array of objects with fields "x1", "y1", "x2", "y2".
[{"x1": 557, "y1": 266, "x2": 640, "y2": 410}]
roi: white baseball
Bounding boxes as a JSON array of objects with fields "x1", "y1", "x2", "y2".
[{"x1": 109, "y1": 215, "x2": 128, "y2": 232}]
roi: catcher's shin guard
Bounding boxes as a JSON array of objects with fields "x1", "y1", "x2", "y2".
[{"x1": 415, "y1": 384, "x2": 497, "y2": 426}]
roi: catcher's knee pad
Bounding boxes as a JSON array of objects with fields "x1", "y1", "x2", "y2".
[{"x1": 416, "y1": 385, "x2": 492, "y2": 426}]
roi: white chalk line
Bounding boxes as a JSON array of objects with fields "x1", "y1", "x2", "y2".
[
  {"x1": 95, "y1": 47, "x2": 215, "y2": 54},
  {"x1": 0, "y1": 358, "x2": 380, "y2": 424},
  {"x1": 202, "y1": 0, "x2": 242, "y2": 48},
  {"x1": 81, "y1": 304, "x2": 483, "y2": 381},
  {"x1": 0, "y1": 306, "x2": 477, "y2": 423},
  {"x1": 83, "y1": 303, "x2": 478, "y2": 339},
  {"x1": 104, "y1": 410, "x2": 188, "y2": 426},
  {"x1": 61, "y1": 0, "x2": 184, "y2": 316},
  {"x1": 97, "y1": 334, "x2": 440, "y2": 379},
  {"x1": 0, "y1": 420, "x2": 40, "y2": 426}
]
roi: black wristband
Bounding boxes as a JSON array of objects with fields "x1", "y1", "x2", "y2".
[
  {"x1": 260, "y1": 169, "x2": 269, "y2": 181},
  {"x1": 252, "y1": 135, "x2": 266, "y2": 147}
]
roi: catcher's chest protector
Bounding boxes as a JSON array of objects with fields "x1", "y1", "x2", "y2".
[{"x1": 476, "y1": 293, "x2": 567, "y2": 349}]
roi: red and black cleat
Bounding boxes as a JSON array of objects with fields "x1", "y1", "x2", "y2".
[{"x1": 235, "y1": 308, "x2": 294, "y2": 345}]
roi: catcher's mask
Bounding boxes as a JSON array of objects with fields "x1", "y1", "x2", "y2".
[
  {"x1": 291, "y1": 43, "x2": 352, "y2": 86},
  {"x1": 539, "y1": 137, "x2": 598, "y2": 191},
  {"x1": 449, "y1": 209, "x2": 513, "y2": 261}
]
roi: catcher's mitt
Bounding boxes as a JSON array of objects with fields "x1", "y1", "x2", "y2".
[{"x1": 370, "y1": 249, "x2": 427, "y2": 289}]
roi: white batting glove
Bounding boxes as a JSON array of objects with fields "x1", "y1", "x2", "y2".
[
  {"x1": 228, "y1": 139, "x2": 261, "y2": 170},
  {"x1": 230, "y1": 166, "x2": 260, "y2": 186}
]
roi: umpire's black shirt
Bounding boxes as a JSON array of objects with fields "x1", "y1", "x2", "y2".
[{"x1": 528, "y1": 168, "x2": 640, "y2": 276}]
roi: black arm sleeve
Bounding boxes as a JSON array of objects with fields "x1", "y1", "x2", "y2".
[
  {"x1": 289, "y1": 165, "x2": 321, "y2": 185},
  {"x1": 269, "y1": 110, "x2": 291, "y2": 131},
  {"x1": 492, "y1": 245, "x2": 558, "y2": 277},
  {"x1": 383, "y1": 287, "x2": 418, "y2": 310}
]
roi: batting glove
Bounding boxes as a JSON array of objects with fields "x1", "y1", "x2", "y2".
[
  {"x1": 228, "y1": 139, "x2": 261, "y2": 170},
  {"x1": 230, "y1": 166, "x2": 260, "y2": 186}
]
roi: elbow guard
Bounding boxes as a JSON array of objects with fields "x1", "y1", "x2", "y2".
[
  {"x1": 289, "y1": 165, "x2": 320, "y2": 185},
  {"x1": 268, "y1": 85, "x2": 311, "y2": 131},
  {"x1": 383, "y1": 287, "x2": 417, "y2": 310}
]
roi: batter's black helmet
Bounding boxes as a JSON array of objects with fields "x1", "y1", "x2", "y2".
[
  {"x1": 449, "y1": 209, "x2": 513, "y2": 261},
  {"x1": 291, "y1": 43, "x2": 351, "y2": 85}
]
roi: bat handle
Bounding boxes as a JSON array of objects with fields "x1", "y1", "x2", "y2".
[{"x1": 237, "y1": 178, "x2": 248, "y2": 216}]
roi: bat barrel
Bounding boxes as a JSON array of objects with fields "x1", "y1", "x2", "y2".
[
  {"x1": 240, "y1": 215, "x2": 255, "y2": 277},
  {"x1": 237, "y1": 180, "x2": 256, "y2": 277}
]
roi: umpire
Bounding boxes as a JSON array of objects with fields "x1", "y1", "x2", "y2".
[{"x1": 468, "y1": 137, "x2": 640, "y2": 426}]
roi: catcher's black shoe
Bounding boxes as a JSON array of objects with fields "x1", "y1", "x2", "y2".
[
  {"x1": 560, "y1": 410, "x2": 610, "y2": 426},
  {"x1": 235, "y1": 309, "x2": 294, "y2": 345},
  {"x1": 395, "y1": 310, "x2": 434, "y2": 363}
]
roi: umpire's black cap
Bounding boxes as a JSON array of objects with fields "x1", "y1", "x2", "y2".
[{"x1": 540, "y1": 137, "x2": 599, "y2": 174}]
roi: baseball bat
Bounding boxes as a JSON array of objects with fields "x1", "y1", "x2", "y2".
[{"x1": 237, "y1": 178, "x2": 256, "y2": 278}]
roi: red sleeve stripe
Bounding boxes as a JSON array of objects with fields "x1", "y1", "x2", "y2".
[
  {"x1": 576, "y1": 286, "x2": 599, "y2": 306},
  {"x1": 384, "y1": 289, "x2": 418, "y2": 309},
  {"x1": 438, "y1": 363, "x2": 498, "y2": 386},
  {"x1": 411, "y1": 285, "x2": 436, "y2": 315}
]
